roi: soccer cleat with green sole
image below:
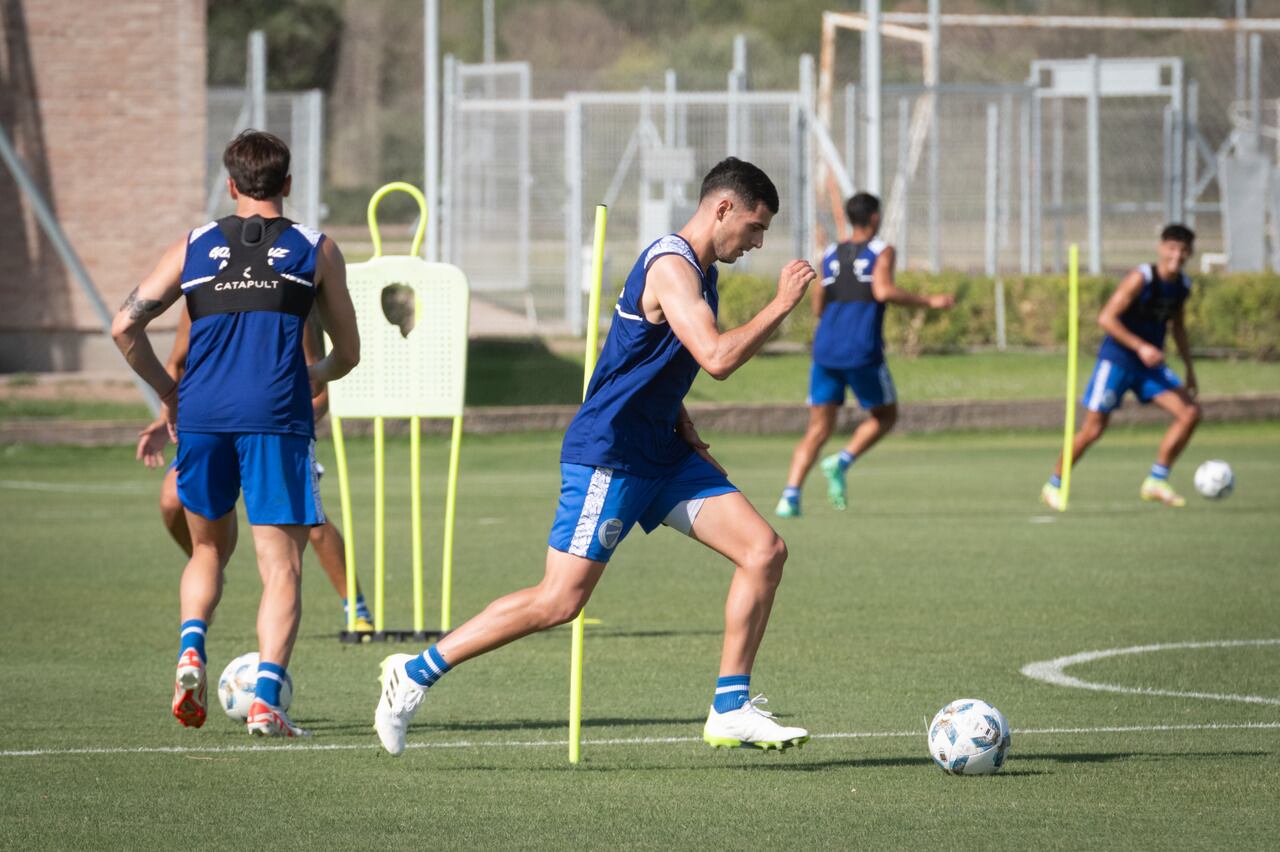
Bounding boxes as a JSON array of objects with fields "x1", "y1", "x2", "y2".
[
  {"x1": 774, "y1": 496, "x2": 801, "y2": 518},
  {"x1": 1140, "y1": 476, "x2": 1186, "y2": 507},
  {"x1": 819, "y1": 454, "x2": 848, "y2": 510},
  {"x1": 703, "y1": 695, "x2": 809, "y2": 751}
]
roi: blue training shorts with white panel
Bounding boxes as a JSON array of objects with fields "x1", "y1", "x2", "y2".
[
  {"x1": 547, "y1": 452, "x2": 737, "y2": 563},
  {"x1": 175, "y1": 431, "x2": 325, "y2": 526},
  {"x1": 808, "y1": 361, "x2": 898, "y2": 409},
  {"x1": 1081, "y1": 357, "x2": 1182, "y2": 414}
]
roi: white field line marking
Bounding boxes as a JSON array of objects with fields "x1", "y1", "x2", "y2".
[
  {"x1": 0, "y1": 479, "x2": 152, "y2": 495},
  {"x1": 1021, "y1": 639, "x2": 1280, "y2": 705},
  {"x1": 3, "y1": 722, "x2": 1279, "y2": 759}
]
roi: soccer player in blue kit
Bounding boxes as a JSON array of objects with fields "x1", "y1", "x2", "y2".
[
  {"x1": 1041, "y1": 224, "x2": 1201, "y2": 509},
  {"x1": 112, "y1": 130, "x2": 360, "y2": 736},
  {"x1": 375, "y1": 157, "x2": 817, "y2": 755},
  {"x1": 775, "y1": 193, "x2": 953, "y2": 516}
]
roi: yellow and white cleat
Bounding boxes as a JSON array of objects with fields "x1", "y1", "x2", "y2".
[
  {"x1": 1040, "y1": 481, "x2": 1065, "y2": 511},
  {"x1": 1140, "y1": 476, "x2": 1186, "y2": 507},
  {"x1": 703, "y1": 695, "x2": 809, "y2": 751},
  {"x1": 246, "y1": 699, "x2": 310, "y2": 738}
]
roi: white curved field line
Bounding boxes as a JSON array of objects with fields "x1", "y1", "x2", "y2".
[
  {"x1": 1021, "y1": 639, "x2": 1280, "y2": 705},
  {"x1": 3, "y1": 721, "x2": 1279, "y2": 759}
]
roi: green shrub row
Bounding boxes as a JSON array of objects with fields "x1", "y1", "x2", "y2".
[{"x1": 716, "y1": 270, "x2": 1280, "y2": 359}]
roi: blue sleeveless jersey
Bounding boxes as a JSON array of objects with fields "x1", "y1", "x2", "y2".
[
  {"x1": 811, "y1": 238, "x2": 888, "y2": 369},
  {"x1": 560, "y1": 234, "x2": 717, "y2": 477},
  {"x1": 1097, "y1": 263, "x2": 1190, "y2": 371},
  {"x1": 177, "y1": 218, "x2": 324, "y2": 436}
]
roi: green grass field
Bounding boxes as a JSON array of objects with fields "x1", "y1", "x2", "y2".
[
  {"x1": 6, "y1": 349, "x2": 1280, "y2": 419},
  {"x1": 2, "y1": 424, "x2": 1278, "y2": 849}
]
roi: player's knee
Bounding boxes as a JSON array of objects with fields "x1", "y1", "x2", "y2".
[
  {"x1": 1183, "y1": 402, "x2": 1202, "y2": 426},
  {"x1": 744, "y1": 533, "x2": 787, "y2": 586},
  {"x1": 875, "y1": 406, "x2": 898, "y2": 432},
  {"x1": 534, "y1": 591, "x2": 586, "y2": 629}
]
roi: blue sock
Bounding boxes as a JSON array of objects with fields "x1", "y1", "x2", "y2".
[
  {"x1": 254, "y1": 661, "x2": 287, "y2": 707},
  {"x1": 1150, "y1": 463, "x2": 1170, "y2": 481},
  {"x1": 405, "y1": 645, "x2": 452, "y2": 688},
  {"x1": 782, "y1": 486, "x2": 801, "y2": 505},
  {"x1": 837, "y1": 450, "x2": 856, "y2": 472},
  {"x1": 713, "y1": 674, "x2": 751, "y2": 713},
  {"x1": 179, "y1": 619, "x2": 207, "y2": 663},
  {"x1": 344, "y1": 593, "x2": 371, "y2": 622},
  {"x1": 1048, "y1": 473, "x2": 1062, "y2": 489}
]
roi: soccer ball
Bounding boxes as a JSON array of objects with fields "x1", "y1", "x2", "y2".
[
  {"x1": 928, "y1": 698, "x2": 1011, "y2": 775},
  {"x1": 1194, "y1": 460, "x2": 1234, "y2": 499},
  {"x1": 217, "y1": 651, "x2": 292, "y2": 721}
]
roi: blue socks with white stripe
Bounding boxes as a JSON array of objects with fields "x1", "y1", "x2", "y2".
[
  {"x1": 405, "y1": 645, "x2": 452, "y2": 689},
  {"x1": 713, "y1": 674, "x2": 751, "y2": 713},
  {"x1": 179, "y1": 619, "x2": 207, "y2": 663},
  {"x1": 1048, "y1": 473, "x2": 1062, "y2": 489},
  {"x1": 255, "y1": 661, "x2": 288, "y2": 707},
  {"x1": 836, "y1": 450, "x2": 856, "y2": 472},
  {"x1": 343, "y1": 593, "x2": 372, "y2": 624},
  {"x1": 1150, "y1": 463, "x2": 1170, "y2": 481}
]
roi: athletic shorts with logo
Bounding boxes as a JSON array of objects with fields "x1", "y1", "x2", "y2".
[
  {"x1": 547, "y1": 452, "x2": 737, "y2": 563},
  {"x1": 1081, "y1": 358, "x2": 1182, "y2": 414},
  {"x1": 175, "y1": 431, "x2": 325, "y2": 525},
  {"x1": 808, "y1": 361, "x2": 897, "y2": 409}
]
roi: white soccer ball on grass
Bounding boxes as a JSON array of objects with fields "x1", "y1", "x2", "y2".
[
  {"x1": 217, "y1": 651, "x2": 293, "y2": 721},
  {"x1": 1193, "y1": 460, "x2": 1234, "y2": 500},
  {"x1": 927, "y1": 698, "x2": 1011, "y2": 775}
]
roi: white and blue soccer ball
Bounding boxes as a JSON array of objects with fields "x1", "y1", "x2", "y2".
[
  {"x1": 1194, "y1": 460, "x2": 1234, "y2": 500},
  {"x1": 928, "y1": 698, "x2": 1011, "y2": 775},
  {"x1": 217, "y1": 651, "x2": 292, "y2": 721}
]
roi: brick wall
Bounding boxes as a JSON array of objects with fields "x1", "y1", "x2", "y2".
[{"x1": 0, "y1": 0, "x2": 204, "y2": 370}]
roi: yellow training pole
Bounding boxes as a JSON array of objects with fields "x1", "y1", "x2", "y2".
[
  {"x1": 570, "y1": 204, "x2": 607, "y2": 765},
  {"x1": 1060, "y1": 244, "x2": 1081, "y2": 511},
  {"x1": 331, "y1": 415, "x2": 358, "y2": 634},
  {"x1": 374, "y1": 415, "x2": 386, "y2": 631},
  {"x1": 410, "y1": 416, "x2": 424, "y2": 634},
  {"x1": 441, "y1": 414, "x2": 463, "y2": 632}
]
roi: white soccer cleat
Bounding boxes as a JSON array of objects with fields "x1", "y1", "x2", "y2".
[
  {"x1": 374, "y1": 653, "x2": 427, "y2": 756},
  {"x1": 703, "y1": 694, "x2": 810, "y2": 751},
  {"x1": 245, "y1": 698, "x2": 310, "y2": 738},
  {"x1": 172, "y1": 648, "x2": 207, "y2": 729},
  {"x1": 1039, "y1": 481, "x2": 1065, "y2": 511}
]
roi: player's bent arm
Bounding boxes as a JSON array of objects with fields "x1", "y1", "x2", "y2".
[
  {"x1": 301, "y1": 312, "x2": 330, "y2": 419},
  {"x1": 1097, "y1": 269, "x2": 1154, "y2": 355},
  {"x1": 112, "y1": 236, "x2": 187, "y2": 399},
  {"x1": 869, "y1": 246, "x2": 953, "y2": 309},
  {"x1": 310, "y1": 238, "x2": 360, "y2": 385},
  {"x1": 1170, "y1": 306, "x2": 1196, "y2": 384},
  {"x1": 166, "y1": 305, "x2": 191, "y2": 384},
  {"x1": 650, "y1": 255, "x2": 813, "y2": 381}
]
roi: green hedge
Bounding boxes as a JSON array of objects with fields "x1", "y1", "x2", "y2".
[{"x1": 716, "y1": 270, "x2": 1280, "y2": 359}]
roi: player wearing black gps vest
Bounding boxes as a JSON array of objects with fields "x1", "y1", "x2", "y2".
[
  {"x1": 112, "y1": 130, "x2": 360, "y2": 737},
  {"x1": 1041, "y1": 224, "x2": 1201, "y2": 510},
  {"x1": 776, "y1": 193, "x2": 954, "y2": 517}
]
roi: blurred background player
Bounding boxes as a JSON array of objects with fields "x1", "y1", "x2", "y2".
[
  {"x1": 374, "y1": 157, "x2": 816, "y2": 756},
  {"x1": 1041, "y1": 224, "x2": 1201, "y2": 509},
  {"x1": 111, "y1": 130, "x2": 360, "y2": 736},
  {"x1": 135, "y1": 308, "x2": 374, "y2": 632},
  {"x1": 775, "y1": 193, "x2": 954, "y2": 517}
]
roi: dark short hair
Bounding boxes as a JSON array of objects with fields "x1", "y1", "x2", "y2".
[
  {"x1": 223, "y1": 130, "x2": 291, "y2": 200},
  {"x1": 699, "y1": 157, "x2": 779, "y2": 214},
  {"x1": 845, "y1": 193, "x2": 880, "y2": 227},
  {"x1": 1160, "y1": 223, "x2": 1195, "y2": 248}
]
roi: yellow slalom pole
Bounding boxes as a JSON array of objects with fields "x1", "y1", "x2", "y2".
[
  {"x1": 1060, "y1": 244, "x2": 1081, "y2": 511},
  {"x1": 331, "y1": 415, "x2": 358, "y2": 634},
  {"x1": 441, "y1": 414, "x2": 463, "y2": 632},
  {"x1": 570, "y1": 204, "x2": 607, "y2": 765},
  {"x1": 410, "y1": 416, "x2": 424, "y2": 634},
  {"x1": 374, "y1": 416, "x2": 386, "y2": 631}
]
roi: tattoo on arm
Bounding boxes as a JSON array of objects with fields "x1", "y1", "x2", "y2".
[{"x1": 120, "y1": 287, "x2": 164, "y2": 321}]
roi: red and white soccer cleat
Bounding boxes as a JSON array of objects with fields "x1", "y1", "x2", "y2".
[
  {"x1": 245, "y1": 698, "x2": 310, "y2": 738},
  {"x1": 172, "y1": 647, "x2": 207, "y2": 729}
]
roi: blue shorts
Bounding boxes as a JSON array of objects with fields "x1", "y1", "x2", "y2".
[
  {"x1": 175, "y1": 431, "x2": 325, "y2": 526},
  {"x1": 547, "y1": 453, "x2": 737, "y2": 563},
  {"x1": 808, "y1": 361, "x2": 898, "y2": 409},
  {"x1": 1082, "y1": 358, "x2": 1182, "y2": 414}
]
